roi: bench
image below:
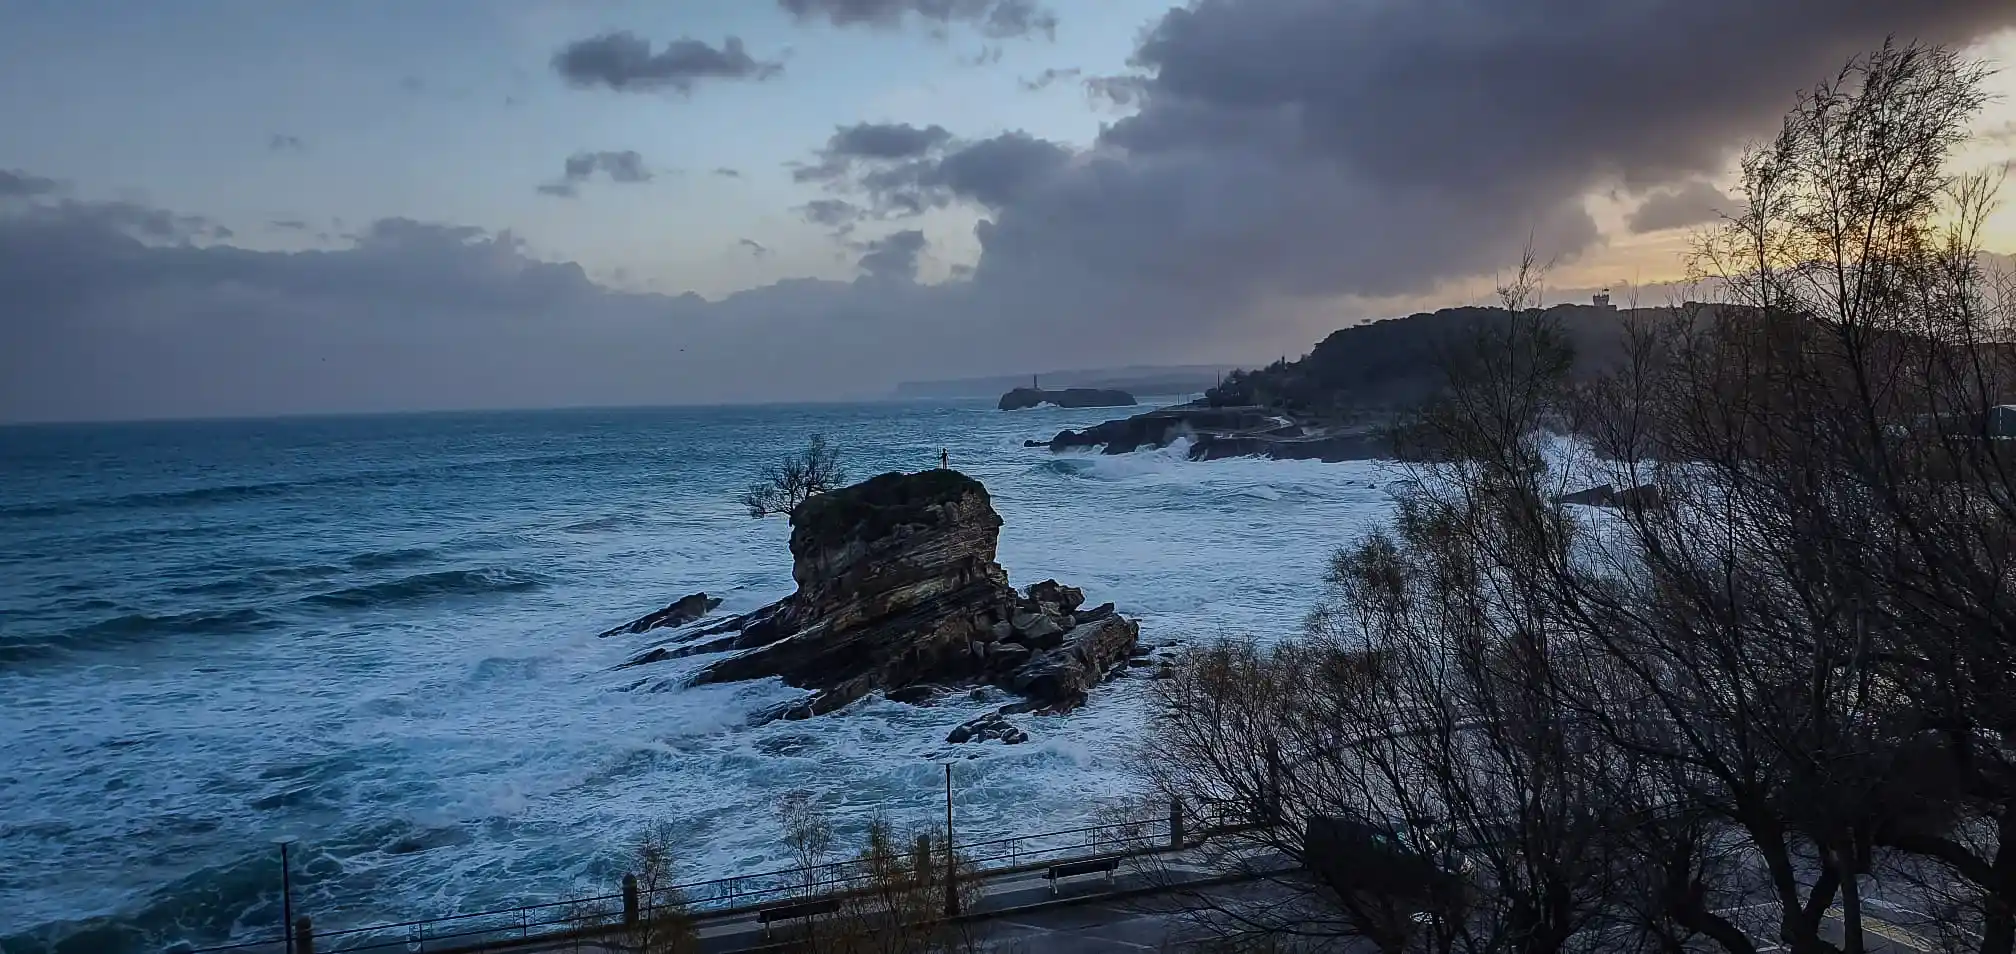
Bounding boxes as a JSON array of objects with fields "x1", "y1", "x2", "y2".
[
  {"x1": 757, "y1": 896, "x2": 840, "y2": 937},
  {"x1": 1045, "y1": 856, "x2": 1121, "y2": 896}
]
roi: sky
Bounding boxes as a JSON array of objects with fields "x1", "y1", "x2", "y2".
[{"x1": 3, "y1": 0, "x2": 2016, "y2": 423}]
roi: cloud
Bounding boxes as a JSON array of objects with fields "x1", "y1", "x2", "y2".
[
  {"x1": 1083, "y1": 74, "x2": 1147, "y2": 108},
  {"x1": 794, "y1": 122, "x2": 954, "y2": 183},
  {"x1": 267, "y1": 134, "x2": 307, "y2": 153},
  {"x1": 714, "y1": 167, "x2": 744, "y2": 178},
  {"x1": 801, "y1": 129, "x2": 1068, "y2": 220},
  {"x1": 798, "y1": 198, "x2": 863, "y2": 231},
  {"x1": 269, "y1": 218, "x2": 310, "y2": 231},
  {"x1": 739, "y1": 238, "x2": 771, "y2": 258},
  {"x1": 552, "y1": 32, "x2": 783, "y2": 93},
  {"x1": 1019, "y1": 67, "x2": 1080, "y2": 91},
  {"x1": 538, "y1": 150, "x2": 655, "y2": 198},
  {"x1": 0, "y1": 189, "x2": 1013, "y2": 422},
  {"x1": 398, "y1": 75, "x2": 425, "y2": 95},
  {"x1": 778, "y1": 0, "x2": 1056, "y2": 39},
  {"x1": 856, "y1": 229, "x2": 927, "y2": 281},
  {"x1": 0, "y1": 169, "x2": 61, "y2": 198},
  {"x1": 896, "y1": 0, "x2": 2016, "y2": 311},
  {"x1": 1627, "y1": 180, "x2": 1734, "y2": 233},
  {"x1": 11, "y1": 1, "x2": 2016, "y2": 423}
]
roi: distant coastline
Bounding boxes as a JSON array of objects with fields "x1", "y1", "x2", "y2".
[{"x1": 893, "y1": 364, "x2": 1243, "y2": 401}]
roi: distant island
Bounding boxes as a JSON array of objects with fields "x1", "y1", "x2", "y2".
[
  {"x1": 894, "y1": 364, "x2": 1241, "y2": 400},
  {"x1": 998, "y1": 387, "x2": 1138, "y2": 411}
]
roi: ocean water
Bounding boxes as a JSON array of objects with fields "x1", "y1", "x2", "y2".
[{"x1": 0, "y1": 401, "x2": 1393, "y2": 952}]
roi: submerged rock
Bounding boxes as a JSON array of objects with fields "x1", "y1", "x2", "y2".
[
  {"x1": 619, "y1": 469, "x2": 1139, "y2": 722},
  {"x1": 597, "y1": 592, "x2": 722, "y2": 638},
  {"x1": 947, "y1": 709, "x2": 1031, "y2": 745},
  {"x1": 1557, "y1": 483, "x2": 1663, "y2": 510}
]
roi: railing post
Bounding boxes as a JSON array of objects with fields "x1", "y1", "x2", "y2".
[
  {"x1": 293, "y1": 916, "x2": 314, "y2": 954},
  {"x1": 1169, "y1": 796, "x2": 1186, "y2": 848},
  {"x1": 622, "y1": 873, "x2": 639, "y2": 926}
]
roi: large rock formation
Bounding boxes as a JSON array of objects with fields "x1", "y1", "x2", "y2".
[
  {"x1": 1027, "y1": 403, "x2": 1395, "y2": 462},
  {"x1": 998, "y1": 387, "x2": 1139, "y2": 411},
  {"x1": 618, "y1": 470, "x2": 1140, "y2": 721}
]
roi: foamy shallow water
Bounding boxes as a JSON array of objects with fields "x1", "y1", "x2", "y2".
[{"x1": 0, "y1": 402, "x2": 1395, "y2": 951}]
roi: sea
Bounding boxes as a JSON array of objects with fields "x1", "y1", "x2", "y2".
[{"x1": 0, "y1": 400, "x2": 1394, "y2": 953}]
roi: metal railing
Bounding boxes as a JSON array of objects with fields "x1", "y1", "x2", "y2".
[{"x1": 165, "y1": 804, "x2": 1212, "y2": 954}]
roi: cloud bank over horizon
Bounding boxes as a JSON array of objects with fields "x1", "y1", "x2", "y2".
[{"x1": 4, "y1": 0, "x2": 2015, "y2": 423}]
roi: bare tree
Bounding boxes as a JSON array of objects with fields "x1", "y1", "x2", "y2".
[
  {"x1": 781, "y1": 790, "x2": 837, "y2": 898},
  {"x1": 741, "y1": 434, "x2": 848, "y2": 518},
  {"x1": 1145, "y1": 258, "x2": 1685, "y2": 954},
  {"x1": 1146, "y1": 40, "x2": 2008, "y2": 954},
  {"x1": 1555, "y1": 39, "x2": 2007, "y2": 954},
  {"x1": 626, "y1": 822, "x2": 699, "y2": 954}
]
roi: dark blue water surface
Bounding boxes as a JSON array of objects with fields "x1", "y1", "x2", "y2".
[{"x1": 0, "y1": 402, "x2": 1386, "y2": 953}]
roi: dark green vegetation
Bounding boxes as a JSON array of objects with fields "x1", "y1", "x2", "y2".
[{"x1": 1205, "y1": 303, "x2": 1634, "y2": 420}]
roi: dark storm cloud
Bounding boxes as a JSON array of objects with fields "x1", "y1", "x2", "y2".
[
  {"x1": 949, "y1": 0, "x2": 2016, "y2": 306},
  {"x1": 267, "y1": 134, "x2": 307, "y2": 153},
  {"x1": 856, "y1": 229, "x2": 927, "y2": 281},
  {"x1": 778, "y1": 0, "x2": 1056, "y2": 39},
  {"x1": 795, "y1": 128, "x2": 1065, "y2": 222},
  {"x1": 0, "y1": 169, "x2": 61, "y2": 198},
  {"x1": 829, "y1": 123, "x2": 954, "y2": 162},
  {"x1": 927, "y1": 133, "x2": 1069, "y2": 208},
  {"x1": 1627, "y1": 180, "x2": 1736, "y2": 234},
  {"x1": 794, "y1": 122, "x2": 954, "y2": 183},
  {"x1": 538, "y1": 150, "x2": 654, "y2": 198},
  {"x1": 552, "y1": 32, "x2": 782, "y2": 93},
  {"x1": 739, "y1": 237, "x2": 771, "y2": 257}
]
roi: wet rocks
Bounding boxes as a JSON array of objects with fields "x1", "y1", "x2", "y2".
[
  {"x1": 999, "y1": 387, "x2": 1138, "y2": 411},
  {"x1": 618, "y1": 470, "x2": 1139, "y2": 722},
  {"x1": 947, "y1": 710, "x2": 1029, "y2": 745},
  {"x1": 597, "y1": 592, "x2": 722, "y2": 638},
  {"x1": 1031, "y1": 402, "x2": 1399, "y2": 462}
]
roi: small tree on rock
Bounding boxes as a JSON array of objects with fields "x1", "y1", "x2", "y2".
[{"x1": 741, "y1": 434, "x2": 848, "y2": 518}]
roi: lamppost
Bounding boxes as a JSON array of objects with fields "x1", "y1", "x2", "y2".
[
  {"x1": 276, "y1": 838, "x2": 297, "y2": 954},
  {"x1": 944, "y1": 763, "x2": 959, "y2": 917}
]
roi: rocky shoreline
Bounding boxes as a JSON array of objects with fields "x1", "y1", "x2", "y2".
[
  {"x1": 1025, "y1": 402, "x2": 1396, "y2": 463},
  {"x1": 997, "y1": 386, "x2": 1137, "y2": 410},
  {"x1": 603, "y1": 469, "x2": 1144, "y2": 738}
]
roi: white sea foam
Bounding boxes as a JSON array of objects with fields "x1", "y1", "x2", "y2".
[{"x1": 0, "y1": 402, "x2": 1397, "y2": 950}]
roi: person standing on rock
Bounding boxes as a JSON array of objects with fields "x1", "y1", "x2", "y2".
[{"x1": 940, "y1": 448, "x2": 949, "y2": 470}]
